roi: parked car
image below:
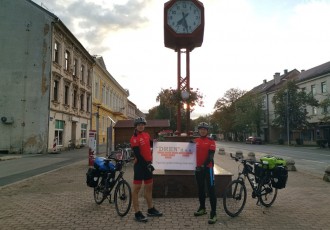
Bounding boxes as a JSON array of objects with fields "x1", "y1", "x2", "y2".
[
  {"x1": 245, "y1": 136, "x2": 262, "y2": 144},
  {"x1": 209, "y1": 134, "x2": 217, "y2": 140}
]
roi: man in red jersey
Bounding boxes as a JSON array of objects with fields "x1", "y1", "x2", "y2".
[
  {"x1": 130, "y1": 117, "x2": 163, "y2": 222},
  {"x1": 193, "y1": 122, "x2": 217, "y2": 224}
]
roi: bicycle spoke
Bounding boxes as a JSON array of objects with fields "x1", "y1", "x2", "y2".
[
  {"x1": 223, "y1": 180, "x2": 247, "y2": 217},
  {"x1": 114, "y1": 180, "x2": 132, "y2": 217}
]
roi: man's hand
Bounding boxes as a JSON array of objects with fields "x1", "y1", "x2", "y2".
[
  {"x1": 195, "y1": 165, "x2": 205, "y2": 172},
  {"x1": 147, "y1": 163, "x2": 155, "y2": 172}
]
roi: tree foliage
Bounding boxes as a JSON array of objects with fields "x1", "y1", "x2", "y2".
[
  {"x1": 272, "y1": 80, "x2": 319, "y2": 131},
  {"x1": 235, "y1": 92, "x2": 263, "y2": 136},
  {"x1": 213, "y1": 88, "x2": 246, "y2": 140},
  {"x1": 146, "y1": 87, "x2": 204, "y2": 131}
]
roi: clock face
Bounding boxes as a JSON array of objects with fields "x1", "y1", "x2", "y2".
[{"x1": 167, "y1": 0, "x2": 201, "y2": 34}]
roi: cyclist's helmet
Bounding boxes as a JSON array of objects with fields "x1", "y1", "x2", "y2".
[
  {"x1": 198, "y1": 122, "x2": 209, "y2": 130},
  {"x1": 134, "y1": 117, "x2": 147, "y2": 127}
]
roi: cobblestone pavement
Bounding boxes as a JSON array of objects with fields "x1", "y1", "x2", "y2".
[{"x1": 0, "y1": 149, "x2": 330, "y2": 230}]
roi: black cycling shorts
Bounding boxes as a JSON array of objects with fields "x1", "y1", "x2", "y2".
[{"x1": 133, "y1": 163, "x2": 153, "y2": 184}]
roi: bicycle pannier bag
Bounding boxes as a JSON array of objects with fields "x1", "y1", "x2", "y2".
[
  {"x1": 271, "y1": 166, "x2": 288, "y2": 189},
  {"x1": 86, "y1": 168, "x2": 99, "y2": 187},
  {"x1": 94, "y1": 157, "x2": 116, "y2": 172}
]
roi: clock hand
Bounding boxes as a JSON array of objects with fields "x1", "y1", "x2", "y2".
[{"x1": 177, "y1": 12, "x2": 189, "y2": 32}]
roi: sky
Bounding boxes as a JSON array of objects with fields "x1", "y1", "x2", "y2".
[{"x1": 32, "y1": 0, "x2": 330, "y2": 119}]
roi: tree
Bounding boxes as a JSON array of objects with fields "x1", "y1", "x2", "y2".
[
  {"x1": 213, "y1": 88, "x2": 246, "y2": 141},
  {"x1": 272, "y1": 80, "x2": 319, "y2": 132},
  {"x1": 146, "y1": 88, "x2": 204, "y2": 132},
  {"x1": 235, "y1": 92, "x2": 263, "y2": 136},
  {"x1": 319, "y1": 96, "x2": 330, "y2": 123}
]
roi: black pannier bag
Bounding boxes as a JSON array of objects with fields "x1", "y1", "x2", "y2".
[
  {"x1": 86, "y1": 168, "x2": 99, "y2": 187},
  {"x1": 254, "y1": 163, "x2": 266, "y2": 183},
  {"x1": 271, "y1": 166, "x2": 288, "y2": 189}
]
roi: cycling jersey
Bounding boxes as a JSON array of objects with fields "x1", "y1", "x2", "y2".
[
  {"x1": 194, "y1": 136, "x2": 216, "y2": 167},
  {"x1": 130, "y1": 131, "x2": 152, "y2": 163}
]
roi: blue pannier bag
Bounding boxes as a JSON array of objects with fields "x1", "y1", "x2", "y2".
[{"x1": 94, "y1": 157, "x2": 116, "y2": 172}]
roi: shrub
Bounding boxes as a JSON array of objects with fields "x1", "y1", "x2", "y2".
[
  {"x1": 295, "y1": 138, "x2": 303, "y2": 145},
  {"x1": 316, "y1": 139, "x2": 327, "y2": 148},
  {"x1": 278, "y1": 139, "x2": 284, "y2": 145}
]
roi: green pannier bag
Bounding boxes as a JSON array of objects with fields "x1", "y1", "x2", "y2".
[{"x1": 260, "y1": 155, "x2": 286, "y2": 169}]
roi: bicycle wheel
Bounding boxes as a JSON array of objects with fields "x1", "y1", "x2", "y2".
[
  {"x1": 223, "y1": 180, "x2": 247, "y2": 217},
  {"x1": 94, "y1": 177, "x2": 106, "y2": 205},
  {"x1": 114, "y1": 180, "x2": 132, "y2": 216},
  {"x1": 259, "y1": 181, "x2": 277, "y2": 207}
]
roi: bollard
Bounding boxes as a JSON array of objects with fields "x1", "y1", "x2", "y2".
[
  {"x1": 235, "y1": 150, "x2": 243, "y2": 159},
  {"x1": 218, "y1": 147, "x2": 225, "y2": 155},
  {"x1": 286, "y1": 158, "x2": 296, "y2": 171},
  {"x1": 322, "y1": 165, "x2": 330, "y2": 182},
  {"x1": 247, "y1": 152, "x2": 256, "y2": 162}
]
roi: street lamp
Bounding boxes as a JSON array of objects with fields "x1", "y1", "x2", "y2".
[
  {"x1": 106, "y1": 116, "x2": 116, "y2": 155},
  {"x1": 286, "y1": 91, "x2": 290, "y2": 146},
  {"x1": 181, "y1": 91, "x2": 190, "y2": 134},
  {"x1": 95, "y1": 104, "x2": 100, "y2": 155},
  {"x1": 282, "y1": 78, "x2": 290, "y2": 146}
]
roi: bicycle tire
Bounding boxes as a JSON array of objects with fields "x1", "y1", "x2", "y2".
[
  {"x1": 114, "y1": 180, "x2": 132, "y2": 216},
  {"x1": 94, "y1": 177, "x2": 106, "y2": 205},
  {"x1": 223, "y1": 179, "x2": 247, "y2": 217},
  {"x1": 259, "y1": 181, "x2": 278, "y2": 207}
]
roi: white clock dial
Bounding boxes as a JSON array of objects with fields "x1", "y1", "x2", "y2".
[{"x1": 167, "y1": 1, "x2": 201, "y2": 34}]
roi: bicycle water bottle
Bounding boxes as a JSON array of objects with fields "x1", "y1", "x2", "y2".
[{"x1": 250, "y1": 176, "x2": 257, "y2": 188}]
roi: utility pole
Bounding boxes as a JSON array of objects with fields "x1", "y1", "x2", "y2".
[
  {"x1": 286, "y1": 91, "x2": 290, "y2": 146},
  {"x1": 96, "y1": 104, "x2": 100, "y2": 155}
]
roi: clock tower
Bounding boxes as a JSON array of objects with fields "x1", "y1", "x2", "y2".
[{"x1": 164, "y1": 0, "x2": 205, "y2": 134}]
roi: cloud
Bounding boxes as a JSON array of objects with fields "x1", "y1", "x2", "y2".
[{"x1": 40, "y1": 0, "x2": 151, "y2": 53}]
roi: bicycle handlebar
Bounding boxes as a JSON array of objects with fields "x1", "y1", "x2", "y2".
[{"x1": 229, "y1": 153, "x2": 258, "y2": 165}]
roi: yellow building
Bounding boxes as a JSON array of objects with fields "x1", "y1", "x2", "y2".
[{"x1": 92, "y1": 56, "x2": 129, "y2": 151}]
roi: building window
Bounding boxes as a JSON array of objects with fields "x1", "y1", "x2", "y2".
[
  {"x1": 81, "y1": 123, "x2": 87, "y2": 145},
  {"x1": 54, "y1": 42, "x2": 60, "y2": 63},
  {"x1": 321, "y1": 82, "x2": 327, "y2": 93},
  {"x1": 80, "y1": 93, "x2": 84, "y2": 110},
  {"x1": 73, "y1": 59, "x2": 78, "y2": 77},
  {"x1": 53, "y1": 80, "x2": 59, "y2": 101},
  {"x1": 87, "y1": 69, "x2": 91, "y2": 86},
  {"x1": 64, "y1": 51, "x2": 70, "y2": 71},
  {"x1": 323, "y1": 106, "x2": 328, "y2": 114},
  {"x1": 301, "y1": 87, "x2": 306, "y2": 92},
  {"x1": 312, "y1": 107, "x2": 317, "y2": 115},
  {"x1": 86, "y1": 94, "x2": 91, "y2": 112},
  {"x1": 311, "y1": 85, "x2": 316, "y2": 96},
  {"x1": 73, "y1": 89, "x2": 77, "y2": 108},
  {"x1": 81, "y1": 65, "x2": 85, "y2": 83},
  {"x1": 102, "y1": 85, "x2": 106, "y2": 104},
  {"x1": 94, "y1": 78, "x2": 99, "y2": 99},
  {"x1": 55, "y1": 120, "x2": 64, "y2": 146},
  {"x1": 64, "y1": 85, "x2": 69, "y2": 105}
]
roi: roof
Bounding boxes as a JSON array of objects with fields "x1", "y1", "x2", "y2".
[
  {"x1": 297, "y1": 61, "x2": 330, "y2": 82},
  {"x1": 250, "y1": 69, "x2": 300, "y2": 94},
  {"x1": 114, "y1": 119, "x2": 170, "y2": 128}
]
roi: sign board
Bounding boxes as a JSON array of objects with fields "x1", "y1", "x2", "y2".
[
  {"x1": 153, "y1": 141, "x2": 196, "y2": 170},
  {"x1": 88, "y1": 130, "x2": 96, "y2": 166}
]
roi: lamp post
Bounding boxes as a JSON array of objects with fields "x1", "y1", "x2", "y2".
[
  {"x1": 286, "y1": 91, "x2": 290, "y2": 146},
  {"x1": 181, "y1": 90, "x2": 190, "y2": 134},
  {"x1": 106, "y1": 116, "x2": 116, "y2": 155},
  {"x1": 95, "y1": 104, "x2": 100, "y2": 155}
]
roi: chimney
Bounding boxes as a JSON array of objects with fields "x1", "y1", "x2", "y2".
[
  {"x1": 284, "y1": 69, "x2": 288, "y2": 74},
  {"x1": 301, "y1": 69, "x2": 305, "y2": 72},
  {"x1": 274, "y1": 72, "x2": 281, "y2": 85},
  {"x1": 263, "y1": 79, "x2": 267, "y2": 84}
]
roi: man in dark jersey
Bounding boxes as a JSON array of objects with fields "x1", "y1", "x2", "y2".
[
  {"x1": 193, "y1": 122, "x2": 217, "y2": 224},
  {"x1": 130, "y1": 117, "x2": 163, "y2": 222}
]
